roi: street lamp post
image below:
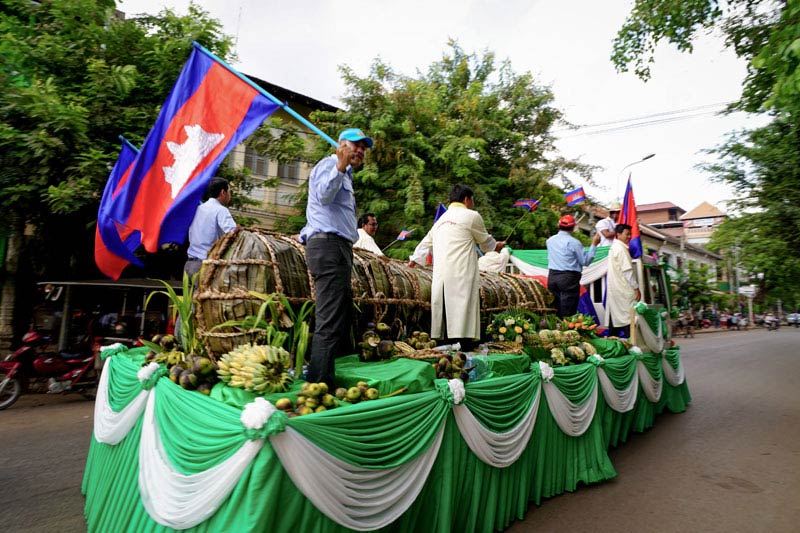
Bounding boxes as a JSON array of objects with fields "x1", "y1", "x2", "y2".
[{"x1": 617, "y1": 153, "x2": 656, "y2": 203}]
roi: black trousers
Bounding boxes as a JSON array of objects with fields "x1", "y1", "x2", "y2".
[
  {"x1": 305, "y1": 234, "x2": 353, "y2": 388},
  {"x1": 547, "y1": 270, "x2": 582, "y2": 318}
]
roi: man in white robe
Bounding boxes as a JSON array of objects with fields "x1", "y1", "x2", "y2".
[
  {"x1": 354, "y1": 213, "x2": 383, "y2": 256},
  {"x1": 409, "y1": 185, "x2": 505, "y2": 347},
  {"x1": 604, "y1": 223, "x2": 641, "y2": 337}
]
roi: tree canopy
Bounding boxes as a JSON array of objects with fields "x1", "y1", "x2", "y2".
[
  {"x1": 284, "y1": 42, "x2": 595, "y2": 258},
  {"x1": 0, "y1": 0, "x2": 235, "y2": 277},
  {"x1": 613, "y1": 0, "x2": 800, "y2": 309}
]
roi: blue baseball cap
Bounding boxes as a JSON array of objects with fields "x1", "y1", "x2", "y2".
[{"x1": 338, "y1": 128, "x2": 373, "y2": 148}]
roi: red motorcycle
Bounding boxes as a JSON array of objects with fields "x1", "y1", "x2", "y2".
[{"x1": 0, "y1": 329, "x2": 101, "y2": 410}]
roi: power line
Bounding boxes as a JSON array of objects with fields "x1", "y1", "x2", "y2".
[
  {"x1": 558, "y1": 108, "x2": 728, "y2": 138},
  {"x1": 553, "y1": 100, "x2": 735, "y2": 136}
]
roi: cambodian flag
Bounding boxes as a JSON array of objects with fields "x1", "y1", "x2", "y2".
[
  {"x1": 397, "y1": 229, "x2": 413, "y2": 240},
  {"x1": 512, "y1": 198, "x2": 540, "y2": 212},
  {"x1": 108, "y1": 44, "x2": 281, "y2": 252},
  {"x1": 616, "y1": 176, "x2": 642, "y2": 258},
  {"x1": 95, "y1": 138, "x2": 142, "y2": 280},
  {"x1": 564, "y1": 187, "x2": 586, "y2": 206}
]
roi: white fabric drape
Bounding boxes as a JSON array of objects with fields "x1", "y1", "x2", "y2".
[
  {"x1": 138, "y1": 389, "x2": 265, "y2": 530},
  {"x1": 509, "y1": 255, "x2": 608, "y2": 285},
  {"x1": 636, "y1": 360, "x2": 663, "y2": 402},
  {"x1": 635, "y1": 313, "x2": 665, "y2": 354},
  {"x1": 542, "y1": 381, "x2": 598, "y2": 437},
  {"x1": 271, "y1": 424, "x2": 446, "y2": 531},
  {"x1": 93, "y1": 356, "x2": 150, "y2": 445},
  {"x1": 453, "y1": 385, "x2": 541, "y2": 468},
  {"x1": 597, "y1": 367, "x2": 639, "y2": 413},
  {"x1": 662, "y1": 356, "x2": 685, "y2": 386}
]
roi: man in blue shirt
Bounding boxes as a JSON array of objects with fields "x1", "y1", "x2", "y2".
[
  {"x1": 300, "y1": 128, "x2": 372, "y2": 388},
  {"x1": 546, "y1": 214, "x2": 600, "y2": 318},
  {"x1": 184, "y1": 177, "x2": 237, "y2": 277}
]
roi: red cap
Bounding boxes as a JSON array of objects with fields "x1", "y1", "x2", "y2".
[{"x1": 558, "y1": 214, "x2": 576, "y2": 228}]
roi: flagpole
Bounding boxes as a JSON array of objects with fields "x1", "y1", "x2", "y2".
[
  {"x1": 504, "y1": 211, "x2": 529, "y2": 243},
  {"x1": 381, "y1": 240, "x2": 399, "y2": 252},
  {"x1": 192, "y1": 42, "x2": 338, "y2": 148}
]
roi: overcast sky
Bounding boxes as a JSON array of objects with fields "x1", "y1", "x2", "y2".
[{"x1": 119, "y1": 0, "x2": 769, "y2": 213}]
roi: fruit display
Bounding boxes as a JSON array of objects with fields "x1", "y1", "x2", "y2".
[
  {"x1": 486, "y1": 311, "x2": 533, "y2": 344},
  {"x1": 561, "y1": 313, "x2": 599, "y2": 337},
  {"x1": 275, "y1": 382, "x2": 338, "y2": 416},
  {"x1": 432, "y1": 352, "x2": 471, "y2": 383},
  {"x1": 216, "y1": 343, "x2": 293, "y2": 394},
  {"x1": 167, "y1": 354, "x2": 218, "y2": 394},
  {"x1": 359, "y1": 322, "x2": 400, "y2": 361},
  {"x1": 405, "y1": 331, "x2": 437, "y2": 350}
]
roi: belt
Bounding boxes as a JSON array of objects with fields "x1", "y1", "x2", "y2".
[
  {"x1": 309, "y1": 232, "x2": 352, "y2": 244},
  {"x1": 187, "y1": 257, "x2": 203, "y2": 262}
]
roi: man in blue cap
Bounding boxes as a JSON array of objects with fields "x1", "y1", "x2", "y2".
[{"x1": 300, "y1": 128, "x2": 373, "y2": 389}]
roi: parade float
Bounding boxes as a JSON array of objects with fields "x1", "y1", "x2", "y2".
[{"x1": 82, "y1": 229, "x2": 690, "y2": 532}]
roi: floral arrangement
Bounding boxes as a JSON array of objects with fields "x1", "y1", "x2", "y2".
[{"x1": 486, "y1": 310, "x2": 534, "y2": 344}]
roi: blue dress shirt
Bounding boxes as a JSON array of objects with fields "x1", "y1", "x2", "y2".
[
  {"x1": 300, "y1": 155, "x2": 358, "y2": 243},
  {"x1": 187, "y1": 198, "x2": 236, "y2": 259},
  {"x1": 546, "y1": 231, "x2": 597, "y2": 272}
]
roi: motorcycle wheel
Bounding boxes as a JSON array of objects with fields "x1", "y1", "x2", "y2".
[{"x1": 0, "y1": 374, "x2": 22, "y2": 410}]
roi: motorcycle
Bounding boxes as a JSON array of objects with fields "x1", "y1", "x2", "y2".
[
  {"x1": 765, "y1": 317, "x2": 780, "y2": 331},
  {"x1": 0, "y1": 329, "x2": 101, "y2": 410}
]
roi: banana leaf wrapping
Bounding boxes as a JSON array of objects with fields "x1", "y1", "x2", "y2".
[{"x1": 195, "y1": 228, "x2": 552, "y2": 356}]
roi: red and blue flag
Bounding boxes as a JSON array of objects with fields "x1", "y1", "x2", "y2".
[
  {"x1": 95, "y1": 138, "x2": 142, "y2": 279},
  {"x1": 616, "y1": 176, "x2": 642, "y2": 258},
  {"x1": 564, "y1": 187, "x2": 586, "y2": 206},
  {"x1": 108, "y1": 44, "x2": 281, "y2": 252},
  {"x1": 397, "y1": 229, "x2": 413, "y2": 240},
  {"x1": 512, "y1": 198, "x2": 540, "y2": 212}
]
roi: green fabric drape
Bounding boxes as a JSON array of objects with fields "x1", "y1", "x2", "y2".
[
  {"x1": 589, "y1": 338, "x2": 629, "y2": 358},
  {"x1": 83, "y1": 347, "x2": 691, "y2": 533}
]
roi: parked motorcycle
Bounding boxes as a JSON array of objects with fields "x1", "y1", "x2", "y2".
[
  {"x1": 0, "y1": 329, "x2": 101, "y2": 410},
  {"x1": 765, "y1": 317, "x2": 780, "y2": 331}
]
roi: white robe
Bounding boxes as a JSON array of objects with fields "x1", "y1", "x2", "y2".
[
  {"x1": 354, "y1": 228, "x2": 383, "y2": 256},
  {"x1": 410, "y1": 203, "x2": 497, "y2": 340},
  {"x1": 604, "y1": 239, "x2": 637, "y2": 328}
]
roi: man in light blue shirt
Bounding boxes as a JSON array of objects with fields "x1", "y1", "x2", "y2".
[
  {"x1": 301, "y1": 128, "x2": 372, "y2": 389},
  {"x1": 184, "y1": 177, "x2": 236, "y2": 277},
  {"x1": 546, "y1": 214, "x2": 600, "y2": 318}
]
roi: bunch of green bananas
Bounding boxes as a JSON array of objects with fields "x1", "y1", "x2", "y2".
[{"x1": 217, "y1": 343, "x2": 293, "y2": 394}]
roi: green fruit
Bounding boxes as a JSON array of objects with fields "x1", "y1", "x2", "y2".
[
  {"x1": 193, "y1": 357, "x2": 215, "y2": 376},
  {"x1": 169, "y1": 365, "x2": 183, "y2": 383},
  {"x1": 295, "y1": 395, "x2": 307, "y2": 406},
  {"x1": 196, "y1": 383, "x2": 212, "y2": 395},
  {"x1": 321, "y1": 393, "x2": 336, "y2": 407},
  {"x1": 377, "y1": 340, "x2": 397, "y2": 359},
  {"x1": 307, "y1": 383, "x2": 322, "y2": 397},
  {"x1": 305, "y1": 397, "x2": 319, "y2": 409},
  {"x1": 346, "y1": 387, "x2": 362, "y2": 402},
  {"x1": 314, "y1": 405, "x2": 327, "y2": 413},
  {"x1": 376, "y1": 322, "x2": 392, "y2": 339},
  {"x1": 318, "y1": 382, "x2": 329, "y2": 395},
  {"x1": 356, "y1": 381, "x2": 369, "y2": 390},
  {"x1": 296, "y1": 406, "x2": 313, "y2": 416},
  {"x1": 364, "y1": 388, "x2": 379, "y2": 400},
  {"x1": 334, "y1": 387, "x2": 348, "y2": 400},
  {"x1": 275, "y1": 398, "x2": 293, "y2": 411}
]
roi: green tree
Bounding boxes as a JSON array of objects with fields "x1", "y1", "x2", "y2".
[
  {"x1": 612, "y1": 0, "x2": 800, "y2": 305},
  {"x1": 281, "y1": 42, "x2": 595, "y2": 258}
]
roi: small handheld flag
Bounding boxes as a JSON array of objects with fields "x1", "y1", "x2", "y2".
[
  {"x1": 512, "y1": 198, "x2": 540, "y2": 212},
  {"x1": 434, "y1": 203, "x2": 447, "y2": 223},
  {"x1": 565, "y1": 187, "x2": 586, "y2": 206},
  {"x1": 397, "y1": 229, "x2": 413, "y2": 241}
]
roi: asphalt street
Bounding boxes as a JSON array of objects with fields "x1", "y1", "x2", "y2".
[{"x1": 0, "y1": 327, "x2": 798, "y2": 532}]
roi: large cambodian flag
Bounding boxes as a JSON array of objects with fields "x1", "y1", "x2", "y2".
[
  {"x1": 616, "y1": 176, "x2": 642, "y2": 258},
  {"x1": 95, "y1": 138, "x2": 142, "y2": 280},
  {"x1": 108, "y1": 44, "x2": 281, "y2": 252}
]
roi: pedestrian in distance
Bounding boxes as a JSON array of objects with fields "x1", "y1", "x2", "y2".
[
  {"x1": 546, "y1": 214, "x2": 601, "y2": 318},
  {"x1": 354, "y1": 213, "x2": 384, "y2": 256},
  {"x1": 595, "y1": 207, "x2": 620, "y2": 247},
  {"x1": 300, "y1": 127, "x2": 372, "y2": 390}
]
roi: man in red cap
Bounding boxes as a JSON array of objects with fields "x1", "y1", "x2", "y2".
[{"x1": 546, "y1": 214, "x2": 601, "y2": 318}]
